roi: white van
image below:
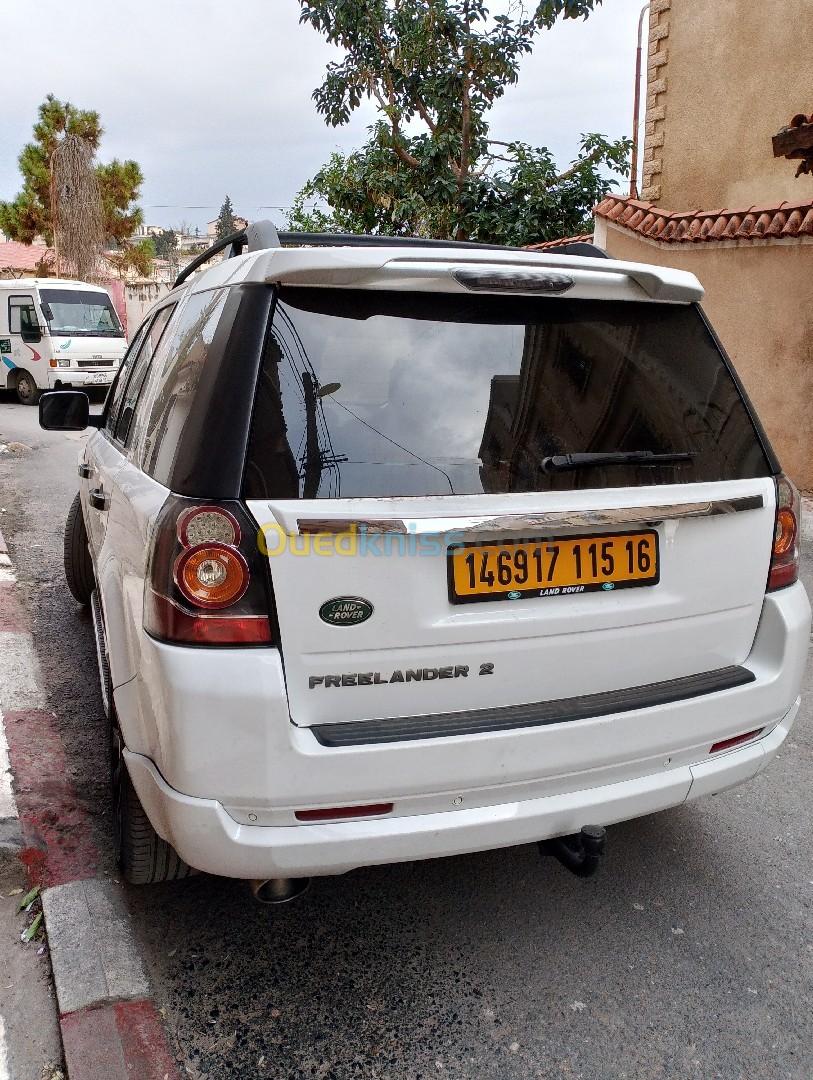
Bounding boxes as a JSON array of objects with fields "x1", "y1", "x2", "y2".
[{"x1": 0, "y1": 278, "x2": 126, "y2": 405}]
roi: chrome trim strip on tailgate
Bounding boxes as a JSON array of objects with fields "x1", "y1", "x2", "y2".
[
  {"x1": 310, "y1": 666, "x2": 756, "y2": 747},
  {"x1": 297, "y1": 495, "x2": 764, "y2": 535}
]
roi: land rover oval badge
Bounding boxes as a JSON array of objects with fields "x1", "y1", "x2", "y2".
[{"x1": 319, "y1": 597, "x2": 373, "y2": 627}]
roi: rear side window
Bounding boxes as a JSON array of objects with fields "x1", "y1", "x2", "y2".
[
  {"x1": 104, "y1": 320, "x2": 151, "y2": 436},
  {"x1": 141, "y1": 288, "x2": 229, "y2": 484},
  {"x1": 243, "y1": 290, "x2": 772, "y2": 499},
  {"x1": 112, "y1": 304, "x2": 175, "y2": 447}
]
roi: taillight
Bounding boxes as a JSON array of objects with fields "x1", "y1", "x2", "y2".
[
  {"x1": 144, "y1": 497, "x2": 275, "y2": 646},
  {"x1": 174, "y1": 544, "x2": 249, "y2": 609},
  {"x1": 767, "y1": 474, "x2": 801, "y2": 591}
]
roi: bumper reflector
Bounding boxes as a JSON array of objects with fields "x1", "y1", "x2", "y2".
[
  {"x1": 709, "y1": 728, "x2": 764, "y2": 755},
  {"x1": 295, "y1": 803, "x2": 394, "y2": 823}
]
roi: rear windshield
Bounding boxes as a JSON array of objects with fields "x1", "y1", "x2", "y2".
[
  {"x1": 243, "y1": 289, "x2": 772, "y2": 499},
  {"x1": 40, "y1": 288, "x2": 124, "y2": 337}
]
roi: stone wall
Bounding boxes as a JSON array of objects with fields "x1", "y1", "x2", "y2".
[
  {"x1": 642, "y1": 0, "x2": 813, "y2": 209},
  {"x1": 595, "y1": 220, "x2": 813, "y2": 489}
]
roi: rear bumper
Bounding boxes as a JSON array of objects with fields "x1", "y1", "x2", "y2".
[{"x1": 125, "y1": 697, "x2": 799, "y2": 879}]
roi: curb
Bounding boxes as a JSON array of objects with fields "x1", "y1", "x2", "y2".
[{"x1": 0, "y1": 524, "x2": 181, "y2": 1080}]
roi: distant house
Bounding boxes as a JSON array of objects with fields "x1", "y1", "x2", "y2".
[
  {"x1": 0, "y1": 240, "x2": 54, "y2": 279},
  {"x1": 206, "y1": 215, "x2": 249, "y2": 240},
  {"x1": 530, "y1": 0, "x2": 813, "y2": 488},
  {"x1": 132, "y1": 223, "x2": 165, "y2": 239}
]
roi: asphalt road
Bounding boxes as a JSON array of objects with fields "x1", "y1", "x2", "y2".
[{"x1": 1, "y1": 393, "x2": 812, "y2": 1080}]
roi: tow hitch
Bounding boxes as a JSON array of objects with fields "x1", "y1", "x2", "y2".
[{"x1": 539, "y1": 825, "x2": 606, "y2": 878}]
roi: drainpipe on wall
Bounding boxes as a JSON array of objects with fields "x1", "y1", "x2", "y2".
[{"x1": 629, "y1": 2, "x2": 651, "y2": 199}]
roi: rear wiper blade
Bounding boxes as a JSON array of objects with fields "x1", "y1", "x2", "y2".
[{"x1": 541, "y1": 451, "x2": 695, "y2": 473}]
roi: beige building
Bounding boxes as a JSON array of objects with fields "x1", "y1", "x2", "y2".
[{"x1": 554, "y1": 0, "x2": 813, "y2": 487}]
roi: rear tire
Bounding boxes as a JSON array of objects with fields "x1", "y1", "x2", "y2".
[
  {"x1": 112, "y1": 724, "x2": 192, "y2": 885},
  {"x1": 63, "y1": 493, "x2": 95, "y2": 605},
  {"x1": 14, "y1": 371, "x2": 40, "y2": 406}
]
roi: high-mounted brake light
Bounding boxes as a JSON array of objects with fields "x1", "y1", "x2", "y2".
[
  {"x1": 767, "y1": 474, "x2": 800, "y2": 591},
  {"x1": 453, "y1": 269, "x2": 574, "y2": 293},
  {"x1": 144, "y1": 497, "x2": 275, "y2": 647}
]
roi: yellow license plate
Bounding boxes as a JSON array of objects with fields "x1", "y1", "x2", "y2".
[{"x1": 448, "y1": 530, "x2": 659, "y2": 603}]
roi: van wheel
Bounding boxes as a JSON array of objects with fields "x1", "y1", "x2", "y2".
[
  {"x1": 63, "y1": 493, "x2": 95, "y2": 605},
  {"x1": 112, "y1": 725, "x2": 192, "y2": 885},
  {"x1": 14, "y1": 371, "x2": 40, "y2": 406}
]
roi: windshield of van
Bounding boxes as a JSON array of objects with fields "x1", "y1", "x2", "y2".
[
  {"x1": 40, "y1": 288, "x2": 124, "y2": 337},
  {"x1": 243, "y1": 289, "x2": 772, "y2": 499}
]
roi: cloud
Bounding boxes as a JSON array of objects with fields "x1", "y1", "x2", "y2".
[{"x1": 1, "y1": 0, "x2": 642, "y2": 231}]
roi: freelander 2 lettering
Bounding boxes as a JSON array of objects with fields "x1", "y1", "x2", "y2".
[{"x1": 308, "y1": 663, "x2": 495, "y2": 689}]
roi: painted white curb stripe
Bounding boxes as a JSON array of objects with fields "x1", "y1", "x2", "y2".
[
  {"x1": 0, "y1": 550, "x2": 23, "y2": 825},
  {"x1": 0, "y1": 632, "x2": 46, "y2": 712},
  {"x1": 0, "y1": 707, "x2": 17, "y2": 822}
]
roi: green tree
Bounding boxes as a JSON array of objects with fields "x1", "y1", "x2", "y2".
[
  {"x1": 289, "y1": 0, "x2": 630, "y2": 244},
  {"x1": 107, "y1": 238, "x2": 155, "y2": 280},
  {"x1": 215, "y1": 195, "x2": 237, "y2": 240},
  {"x1": 153, "y1": 228, "x2": 178, "y2": 259},
  {"x1": 0, "y1": 94, "x2": 144, "y2": 247}
]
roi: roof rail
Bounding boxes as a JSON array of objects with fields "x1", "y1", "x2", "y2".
[
  {"x1": 172, "y1": 227, "x2": 248, "y2": 288},
  {"x1": 276, "y1": 231, "x2": 522, "y2": 252},
  {"x1": 173, "y1": 225, "x2": 609, "y2": 288}
]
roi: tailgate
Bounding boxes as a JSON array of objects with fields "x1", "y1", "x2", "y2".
[
  {"x1": 248, "y1": 479, "x2": 775, "y2": 726},
  {"x1": 242, "y1": 285, "x2": 777, "y2": 730}
]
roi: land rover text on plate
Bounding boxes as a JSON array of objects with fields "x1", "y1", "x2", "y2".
[{"x1": 40, "y1": 223, "x2": 810, "y2": 898}]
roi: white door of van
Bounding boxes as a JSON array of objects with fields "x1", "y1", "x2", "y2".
[{"x1": 6, "y1": 292, "x2": 45, "y2": 402}]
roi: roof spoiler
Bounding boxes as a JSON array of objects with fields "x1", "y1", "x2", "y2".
[{"x1": 173, "y1": 223, "x2": 702, "y2": 302}]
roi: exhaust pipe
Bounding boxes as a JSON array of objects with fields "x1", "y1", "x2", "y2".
[{"x1": 250, "y1": 877, "x2": 311, "y2": 904}]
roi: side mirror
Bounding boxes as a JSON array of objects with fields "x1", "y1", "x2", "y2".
[
  {"x1": 21, "y1": 326, "x2": 42, "y2": 344},
  {"x1": 39, "y1": 390, "x2": 100, "y2": 431}
]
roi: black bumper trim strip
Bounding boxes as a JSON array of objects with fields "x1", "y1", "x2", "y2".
[{"x1": 310, "y1": 666, "x2": 756, "y2": 747}]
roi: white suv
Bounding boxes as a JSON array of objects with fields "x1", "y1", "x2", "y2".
[{"x1": 40, "y1": 224, "x2": 810, "y2": 899}]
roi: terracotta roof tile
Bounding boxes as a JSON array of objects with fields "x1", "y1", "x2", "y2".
[
  {"x1": 0, "y1": 241, "x2": 54, "y2": 273},
  {"x1": 525, "y1": 232, "x2": 593, "y2": 250},
  {"x1": 593, "y1": 196, "x2": 813, "y2": 245}
]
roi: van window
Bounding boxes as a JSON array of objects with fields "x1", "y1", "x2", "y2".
[
  {"x1": 8, "y1": 296, "x2": 39, "y2": 337},
  {"x1": 39, "y1": 288, "x2": 123, "y2": 337},
  {"x1": 243, "y1": 289, "x2": 772, "y2": 499},
  {"x1": 112, "y1": 305, "x2": 175, "y2": 448}
]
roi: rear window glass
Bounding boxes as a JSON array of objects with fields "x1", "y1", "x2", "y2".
[{"x1": 243, "y1": 289, "x2": 771, "y2": 499}]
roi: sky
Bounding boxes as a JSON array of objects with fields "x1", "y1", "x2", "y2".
[{"x1": 1, "y1": 0, "x2": 645, "y2": 234}]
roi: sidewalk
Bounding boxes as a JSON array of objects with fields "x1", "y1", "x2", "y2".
[
  {"x1": 0, "y1": 526, "x2": 180, "y2": 1080},
  {"x1": 0, "y1": 860, "x2": 64, "y2": 1080}
]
